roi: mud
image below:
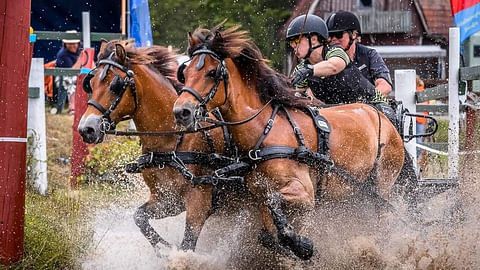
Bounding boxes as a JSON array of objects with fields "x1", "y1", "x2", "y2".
[{"x1": 81, "y1": 171, "x2": 479, "y2": 270}]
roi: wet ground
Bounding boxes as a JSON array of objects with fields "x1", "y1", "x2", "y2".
[{"x1": 81, "y1": 172, "x2": 480, "y2": 270}]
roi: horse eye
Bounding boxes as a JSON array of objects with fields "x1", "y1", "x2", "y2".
[{"x1": 206, "y1": 70, "x2": 216, "y2": 78}]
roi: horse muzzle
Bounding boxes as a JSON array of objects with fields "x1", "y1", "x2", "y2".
[
  {"x1": 78, "y1": 114, "x2": 106, "y2": 144},
  {"x1": 173, "y1": 102, "x2": 201, "y2": 131}
]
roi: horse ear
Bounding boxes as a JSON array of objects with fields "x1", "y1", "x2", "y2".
[
  {"x1": 188, "y1": 32, "x2": 198, "y2": 47},
  {"x1": 214, "y1": 31, "x2": 222, "y2": 40},
  {"x1": 97, "y1": 39, "x2": 108, "y2": 59},
  {"x1": 115, "y1": 44, "x2": 127, "y2": 64}
]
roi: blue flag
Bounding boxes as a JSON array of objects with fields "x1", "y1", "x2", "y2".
[
  {"x1": 130, "y1": 0, "x2": 153, "y2": 47},
  {"x1": 451, "y1": 0, "x2": 480, "y2": 43}
]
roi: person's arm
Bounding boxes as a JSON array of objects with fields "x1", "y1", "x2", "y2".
[
  {"x1": 312, "y1": 56, "x2": 346, "y2": 77},
  {"x1": 375, "y1": 78, "x2": 392, "y2": 96},
  {"x1": 368, "y1": 48, "x2": 392, "y2": 96},
  {"x1": 291, "y1": 46, "x2": 350, "y2": 86}
]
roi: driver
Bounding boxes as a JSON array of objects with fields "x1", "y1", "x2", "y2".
[
  {"x1": 287, "y1": 14, "x2": 375, "y2": 104},
  {"x1": 287, "y1": 13, "x2": 398, "y2": 128}
]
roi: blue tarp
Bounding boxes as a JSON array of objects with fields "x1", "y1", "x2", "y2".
[{"x1": 130, "y1": 0, "x2": 153, "y2": 47}]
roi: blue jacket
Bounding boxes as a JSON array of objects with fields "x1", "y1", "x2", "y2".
[{"x1": 55, "y1": 47, "x2": 80, "y2": 68}]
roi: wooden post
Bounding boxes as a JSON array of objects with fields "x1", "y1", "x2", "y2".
[
  {"x1": 448, "y1": 27, "x2": 460, "y2": 180},
  {"x1": 0, "y1": 0, "x2": 32, "y2": 265},
  {"x1": 70, "y1": 12, "x2": 92, "y2": 188},
  {"x1": 395, "y1": 69, "x2": 418, "y2": 170},
  {"x1": 27, "y1": 58, "x2": 48, "y2": 194}
]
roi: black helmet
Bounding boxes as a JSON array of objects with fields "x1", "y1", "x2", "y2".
[
  {"x1": 326, "y1": 11, "x2": 361, "y2": 34},
  {"x1": 286, "y1": 14, "x2": 328, "y2": 41}
]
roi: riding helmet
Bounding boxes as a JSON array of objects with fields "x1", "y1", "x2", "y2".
[
  {"x1": 326, "y1": 11, "x2": 361, "y2": 34},
  {"x1": 286, "y1": 14, "x2": 329, "y2": 41}
]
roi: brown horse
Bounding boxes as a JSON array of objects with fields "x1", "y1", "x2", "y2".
[
  {"x1": 173, "y1": 25, "x2": 405, "y2": 260},
  {"x1": 77, "y1": 40, "x2": 237, "y2": 252}
]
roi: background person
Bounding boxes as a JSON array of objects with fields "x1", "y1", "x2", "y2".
[{"x1": 54, "y1": 30, "x2": 81, "y2": 114}]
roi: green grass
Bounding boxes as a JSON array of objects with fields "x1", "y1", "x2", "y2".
[{"x1": 3, "y1": 114, "x2": 144, "y2": 269}]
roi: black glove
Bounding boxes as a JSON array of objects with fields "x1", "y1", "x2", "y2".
[{"x1": 291, "y1": 64, "x2": 314, "y2": 86}]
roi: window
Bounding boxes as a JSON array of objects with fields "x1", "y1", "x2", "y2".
[{"x1": 358, "y1": 0, "x2": 373, "y2": 9}]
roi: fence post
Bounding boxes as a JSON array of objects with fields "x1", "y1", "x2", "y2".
[
  {"x1": 448, "y1": 27, "x2": 460, "y2": 180},
  {"x1": 0, "y1": 0, "x2": 32, "y2": 264},
  {"x1": 395, "y1": 69, "x2": 417, "y2": 169},
  {"x1": 27, "y1": 58, "x2": 47, "y2": 194},
  {"x1": 70, "y1": 11, "x2": 92, "y2": 187}
]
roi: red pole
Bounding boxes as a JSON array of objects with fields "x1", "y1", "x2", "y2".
[
  {"x1": 70, "y1": 49, "x2": 95, "y2": 188},
  {"x1": 0, "y1": 0, "x2": 32, "y2": 265}
]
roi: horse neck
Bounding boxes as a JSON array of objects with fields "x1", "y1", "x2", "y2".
[
  {"x1": 220, "y1": 61, "x2": 275, "y2": 150},
  {"x1": 130, "y1": 65, "x2": 179, "y2": 150}
]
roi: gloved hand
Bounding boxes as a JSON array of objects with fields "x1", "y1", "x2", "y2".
[{"x1": 291, "y1": 64, "x2": 314, "y2": 86}]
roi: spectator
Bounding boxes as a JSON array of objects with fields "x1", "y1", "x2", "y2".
[
  {"x1": 54, "y1": 30, "x2": 81, "y2": 114},
  {"x1": 416, "y1": 75, "x2": 427, "y2": 159}
]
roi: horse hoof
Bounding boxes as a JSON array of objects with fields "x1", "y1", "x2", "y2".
[
  {"x1": 258, "y1": 230, "x2": 294, "y2": 257},
  {"x1": 292, "y1": 236, "x2": 314, "y2": 260}
]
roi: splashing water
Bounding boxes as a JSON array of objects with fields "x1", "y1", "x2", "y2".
[{"x1": 81, "y1": 168, "x2": 480, "y2": 269}]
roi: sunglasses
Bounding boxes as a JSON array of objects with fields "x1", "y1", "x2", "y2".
[
  {"x1": 288, "y1": 36, "x2": 302, "y2": 46},
  {"x1": 329, "y1": 31, "x2": 346, "y2": 39}
]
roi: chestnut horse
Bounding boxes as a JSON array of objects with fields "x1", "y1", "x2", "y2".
[
  {"x1": 78, "y1": 40, "x2": 238, "y2": 252},
  {"x1": 173, "y1": 25, "x2": 405, "y2": 260}
]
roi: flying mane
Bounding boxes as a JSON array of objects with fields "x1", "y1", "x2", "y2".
[
  {"x1": 98, "y1": 39, "x2": 182, "y2": 90},
  {"x1": 187, "y1": 23, "x2": 318, "y2": 108}
]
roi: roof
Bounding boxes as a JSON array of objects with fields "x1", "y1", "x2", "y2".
[
  {"x1": 416, "y1": 0, "x2": 454, "y2": 36},
  {"x1": 370, "y1": 45, "x2": 446, "y2": 58}
]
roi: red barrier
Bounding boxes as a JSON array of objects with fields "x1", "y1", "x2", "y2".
[
  {"x1": 70, "y1": 48, "x2": 95, "y2": 188},
  {"x1": 0, "y1": 0, "x2": 32, "y2": 265}
]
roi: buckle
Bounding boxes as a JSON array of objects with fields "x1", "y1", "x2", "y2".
[{"x1": 248, "y1": 149, "x2": 261, "y2": 161}]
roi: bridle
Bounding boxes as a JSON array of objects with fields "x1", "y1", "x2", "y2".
[
  {"x1": 177, "y1": 47, "x2": 229, "y2": 128},
  {"x1": 82, "y1": 52, "x2": 138, "y2": 132}
]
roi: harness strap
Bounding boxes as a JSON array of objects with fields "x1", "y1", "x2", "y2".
[
  {"x1": 88, "y1": 99, "x2": 108, "y2": 115},
  {"x1": 282, "y1": 106, "x2": 306, "y2": 147},
  {"x1": 181, "y1": 86, "x2": 205, "y2": 103},
  {"x1": 252, "y1": 104, "x2": 281, "y2": 151},
  {"x1": 211, "y1": 108, "x2": 236, "y2": 157}
]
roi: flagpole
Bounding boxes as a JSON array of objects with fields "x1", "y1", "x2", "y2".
[{"x1": 121, "y1": 0, "x2": 126, "y2": 36}]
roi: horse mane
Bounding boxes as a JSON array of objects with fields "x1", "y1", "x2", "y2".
[
  {"x1": 98, "y1": 39, "x2": 183, "y2": 91},
  {"x1": 187, "y1": 23, "x2": 320, "y2": 108}
]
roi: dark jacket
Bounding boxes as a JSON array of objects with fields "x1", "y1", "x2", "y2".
[
  {"x1": 308, "y1": 46, "x2": 376, "y2": 104},
  {"x1": 55, "y1": 47, "x2": 80, "y2": 68},
  {"x1": 352, "y1": 43, "x2": 392, "y2": 86}
]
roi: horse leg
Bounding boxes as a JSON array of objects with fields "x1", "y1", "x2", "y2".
[
  {"x1": 264, "y1": 192, "x2": 314, "y2": 260},
  {"x1": 180, "y1": 186, "x2": 213, "y2": 251},
  {"x1": 134, "y1": 198, "x2": 184, "y2": 249},
  {"x1": 397, "y1": 149, "x2": 419, "y2": 211}
]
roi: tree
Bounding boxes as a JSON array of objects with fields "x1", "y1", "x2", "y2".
[{"x1": 148, "y1": 0, "x2": 295, "y2": 70}]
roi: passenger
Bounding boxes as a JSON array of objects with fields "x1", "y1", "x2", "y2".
[{"x1": 325, "y1": 10, "x2": 392, "y2": 97}]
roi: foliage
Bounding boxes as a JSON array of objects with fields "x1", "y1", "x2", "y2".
[
  {"x1": 8, "y1": 190, "x2": 91, "y2": 270},
  {"x1": 82, "y1": 138, "x2": 141, "y2": 184},
  {"x1": 149, "y1": 0, "x2": 295, "y2": 70}
]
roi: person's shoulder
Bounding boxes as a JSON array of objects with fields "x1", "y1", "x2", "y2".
[
  {"x1": 356, "y1": 43, "x2": 376, "y2": 55},
  {"x1": 325, "y1": 45, "x2": 350, "y2": 63},
  {"x1": 56, "y1": 48, "x2": 68, "y2": 58}
]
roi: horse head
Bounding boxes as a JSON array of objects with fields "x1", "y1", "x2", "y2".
[
  {"x1": 173, "y1": 23, "x2": 314, "y2": 132},
  {"x1": 79, "y1": 39, "x2": 179, "y2": 143},
  {"x1": 173, "y1": 30, "x2": 231, "y2": 131}
]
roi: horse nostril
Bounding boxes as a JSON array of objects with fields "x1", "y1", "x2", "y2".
[
  {"x1": 174, "y1": 107, "x2": 192, "y2": 121},
  {"x1": 80, "y1": 126, "x2": 95, "y2": 136}
]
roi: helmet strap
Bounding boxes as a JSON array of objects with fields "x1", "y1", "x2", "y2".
[
  {"x1": 345, "y1": 32, "x2": 355, "y2": 51},
  {"x1": 303, "y1": 36, "x2": 323, "y2": 59}
]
